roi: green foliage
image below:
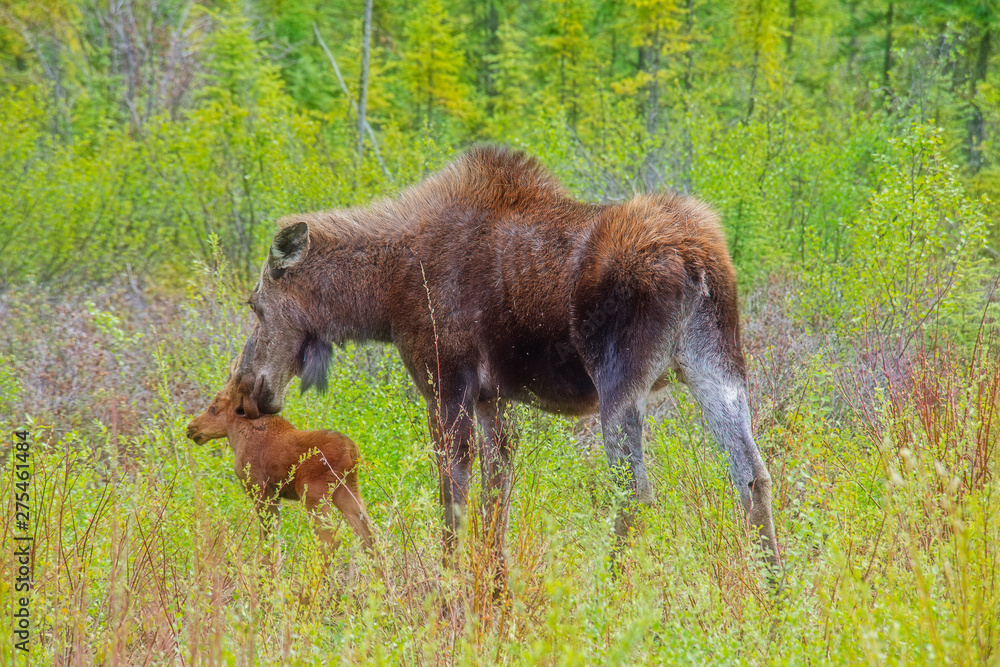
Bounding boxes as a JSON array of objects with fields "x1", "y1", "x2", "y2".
[
  {"x1": 400, "y1": 0, "x2": 476, "y2": 134},
  {"x1": 733, "y1": 0, "x2": 787, "y2": 106},
  {"x1": 4, "y1": 276, "x2": 998, "y2": 662},
  {"x1": 482, "y1": 20, "x2": 531, "y2": 137},
  {"x1": 803, "y1": 124, "x2": 991, "y2": 342},
  {"x1": 0, "y1": 353, "x2": 21, "y2": 421},
  {"x1": 536, "y1": 0, "x2": 593, "y2": 127},
  {"x1": 2, "y1": 0, "x2": 1000, "y2": 662},
  {"x1": 2, "y1": 0, "x2": 999, "y2": 288},
  {"x1": 201, "y1": 8, "x2": 287, "y2": 106}
]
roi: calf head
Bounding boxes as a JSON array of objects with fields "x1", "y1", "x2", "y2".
[
  {"x1": 186, "y1": 389, "x2": 236, "y2": 445},
  {"x1": 235, "y1": 222, "x2": 333, "y2": 418}
]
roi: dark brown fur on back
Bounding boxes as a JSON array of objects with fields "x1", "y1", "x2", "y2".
[{"x1": 261, "y1": 146, "x2": 744, "y2": 414}]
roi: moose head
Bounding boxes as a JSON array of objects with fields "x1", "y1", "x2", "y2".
[{"x1": 234, "y1": 221, "x2": 333, "y2": 418}]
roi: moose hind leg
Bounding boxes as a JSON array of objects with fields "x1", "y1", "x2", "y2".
[
  {"x1": 681, "y1": 361, "x2": 782, "y2": 573},
  {"x1": 599, "y1": 393, "x2": 654, "y2": 543}
]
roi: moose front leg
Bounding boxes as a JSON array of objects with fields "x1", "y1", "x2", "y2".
[
  {"x1": 428, "y1": 400, "x2": 474, "y2": 567},
  {"x1": 476, "y1": 398, "x2": 516, "y2": 595}
]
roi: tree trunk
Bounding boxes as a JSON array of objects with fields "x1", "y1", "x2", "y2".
[
  {"x1": 746, "y1": 48, "x2": 759, "y2": 121},
  {"x1": 682, "y1": 0, "x2": 695, "y2": 193},
  {"x1": 646, "y1": 32, "x2": 660, "y2": 136},
  {"x1": 641, "y1": 30, "x2": 662, "y2": 192},
  {"x1": 969, "y1": 26, "x2": 992, "y2": 172},
  {"x1": 357, "y1": 0, "x2": 373, "y2": 168},
  {"x1": 883, "y1": 2, "x2": 893, "y2": 103},
  {"x1": 786, "y1": 0, "x2": 796, "y2": 57},
  {"x1": 428, "y1": 44, "x2": 434, "y2": 128},
  {"x1": 745, "y1": 0, "x2": 764, "y2": 122},
  {"x1": 610, "y1": 29, "x2": 617, "y2": 79},
  {"x1": 560, "y1": 51, "x2": 566, "y2": 108},
  {"x1": 314, "y1": 23, "x2": 392, "y2": 180},
  {"x1": 483, "y1": 0, "x2": 499, "y2": 102}
]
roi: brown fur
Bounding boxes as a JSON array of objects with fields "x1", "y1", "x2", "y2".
[
  {"x1": 186, "y1": 389, "x2": 375, "y2": 554},
  {"x1": 232, "y1": 145, "x2": 781, "y2": 582}
]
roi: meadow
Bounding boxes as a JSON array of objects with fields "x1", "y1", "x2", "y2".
[
  {"x1": 2, "y1": 259, "x2": 997, "y2": 664},
  {"x1": 2, "y1": 0, "x2": 1000, "y2": 663}
]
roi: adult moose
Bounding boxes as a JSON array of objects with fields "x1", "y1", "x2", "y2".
[{"x1": 233, "y1": 146, "x2": 782, "y2": 584}]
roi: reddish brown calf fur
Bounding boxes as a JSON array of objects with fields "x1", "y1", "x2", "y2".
[
  {"x1": 232, "y1": 145, "x2": 782, "y2": 582},
  {"x1": 186, "y1": 390, "x2": 374, "y2": 553}
]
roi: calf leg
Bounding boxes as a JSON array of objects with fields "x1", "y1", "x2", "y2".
[
  {"x1": 679, "y1": 358, "x2": 782, "y2": 574},
  {"x1": 301, "y1": 483, "x2": 343, "y2": 552},
  {"x1": 249, "y1": 491, "x2": 281, "y2": 573},
  {"x1": 303, "y1": 478, "x2": 383, "y2": 579},
  {"x1": 327, "y1": 473, "x2": 375, "y2": 552},
  {"x1": 249, "y1": 486, "x2": 281, "y2": 537},
  {"x1": 476, "y1": 398, "x2": 516, "y2": 595}
]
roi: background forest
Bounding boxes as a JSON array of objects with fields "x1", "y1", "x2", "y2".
[{"x1": 1, "y1": 0, "x2": 999, "y2": 664}]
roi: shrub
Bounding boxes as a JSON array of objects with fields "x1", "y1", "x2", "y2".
[{"x1": 803, "y1": 125, "x2": 992, "y2": 346}]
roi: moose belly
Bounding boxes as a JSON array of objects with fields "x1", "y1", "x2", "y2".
[{"x1": 487, "y1": 340, "x2": 599, "y2": 416}]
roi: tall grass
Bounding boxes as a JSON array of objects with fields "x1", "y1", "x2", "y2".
[{"x1": 2, "y1": 259, "x2": 998, "y2": 664}]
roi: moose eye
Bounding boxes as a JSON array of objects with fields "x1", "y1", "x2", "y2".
[{"x1": 247, "y1": 300, "x2": 264, "y2": 322}]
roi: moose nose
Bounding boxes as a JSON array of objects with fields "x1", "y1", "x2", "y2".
[
  {"x1": 240, "y1": 374, "x2": 265, "y2": 419},
  {"x1": 236, "y1": 373, "x2": 249, "y2": 394}
]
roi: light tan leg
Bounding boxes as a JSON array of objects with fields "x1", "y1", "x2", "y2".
[{"x1": 329, "y1": 477, "x2": 375, "y2": 552}]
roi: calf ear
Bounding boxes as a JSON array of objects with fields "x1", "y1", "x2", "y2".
[
  {"x1": 268, "y1": 221, "x2": 310, "y2": 279},
  {"x1": 299, "y1": 335, "x2": 332, "y2": 394}
]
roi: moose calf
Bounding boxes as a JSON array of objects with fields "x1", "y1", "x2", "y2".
[{"x1": 186, "y1": 388, "x2": 375, "y2": 554}]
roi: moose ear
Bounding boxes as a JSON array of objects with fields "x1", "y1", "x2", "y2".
[{"x1": 268, "y1": 222, "x2": 310, "y2": 279}]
